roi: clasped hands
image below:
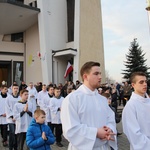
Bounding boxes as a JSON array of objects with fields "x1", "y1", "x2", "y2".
[
  {"x1": 97, "y1": 126, "x2": 116, "y2": 141},
  {"x1": 24, "y1": 103, "x2": 28, "y2": 112},
  {"x1": 42, "y1": 132, "x2": 47, "y2": 141}
]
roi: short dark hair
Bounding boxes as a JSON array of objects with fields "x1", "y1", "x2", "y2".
[
  {"x1": 130, "y1": 72, "x2": 146, "y2": 83},
  {"x1": 20, "y1": 89, "x2": 28, "y2": 95},
  {"x1": 80, "y1": 61, "x2": 100, "y2": 81},
  {"x1": 12, "y1": 84, "x2": 19, "y2": 87},
  {"x1": 1, "y1": 85, "x2": 7, "y2": 89},
  {"x1": 54, "y1": 87, "x2": 60, "y2": 90},
  {"x1": 47, "y1": 85, "x2": 54, "y2": 91}
]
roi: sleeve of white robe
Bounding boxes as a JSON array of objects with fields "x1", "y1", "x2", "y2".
[
  {"x1": 34, "y1": 88, "x2": 38, "y2": 99},
  {"x1": 50, "y1": 98, "x2": 60, "y2": 114},
  {"x1": 0, "y1": 99, "x2": 3, "y2": 115},
  {"x1": 13, "y1": 104, "x2": 22, "y2": 121},
  {"x1": 61, "y1": 94, "x2": 98, "y2": 150},
  {"x1": 41, "y1": 96, "x2": 48, "y2": 113},
  {"x1": 106, "y1": 106, "x2": 117, "y2": 149},
  {"x1": 122, "y1": 103, "x2": 150, "y2": 149},
  {"x1": 5, "y1": 97, "x2": 13, "y2": 118}
]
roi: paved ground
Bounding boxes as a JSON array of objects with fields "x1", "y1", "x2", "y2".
[{"x1": 0, "y1": 105, "x2": 130, "y2": 150}]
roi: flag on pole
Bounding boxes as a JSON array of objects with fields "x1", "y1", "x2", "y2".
[{"x1": 64, "y1": 62, "x2": 73, "y2": 78}]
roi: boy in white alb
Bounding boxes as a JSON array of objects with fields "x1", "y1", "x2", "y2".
[
  {"x1": 41, "y1": 85, "x2": 54, "y2": 127},
  {"x1": 5, "y1": 84, "x2": 20, "y2": 150},
  {"x1": 50, "y1": 87, "x2": 64, "y2": 147},
  {"x1": 13, "y1": 89, "x2": 33, "y2": 150},
  {"x1": 37, "y1": 84, "x2": 48, "y2": 108},
  {"x1": 0, "y1": 85, "x2": 8, "y2": 147}
]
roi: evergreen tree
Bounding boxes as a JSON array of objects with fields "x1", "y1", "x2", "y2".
[{"x1": 122, "y1": 38, "x2": 150, "y2": 80}]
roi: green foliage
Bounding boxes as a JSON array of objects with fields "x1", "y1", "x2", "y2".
[{"x1": 122, "y1": 38, "x2": 150, "y2": 80}]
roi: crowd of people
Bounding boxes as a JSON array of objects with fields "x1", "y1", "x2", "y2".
[
  {"x1": 0, "y1": 77, "x2": 83, "y2": 150},
  {"x1": 0, "y1": 61, "x2": 150, "y2": 150}
]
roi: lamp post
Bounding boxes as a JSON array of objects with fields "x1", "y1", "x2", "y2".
[
  {"x1": 146, "y1": 0, "x2": 150, "y2": 34},
  {"x1": 146, "y1": 0, "x2": 150, "y2": 10}
]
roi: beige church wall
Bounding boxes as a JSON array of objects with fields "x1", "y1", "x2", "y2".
[
  {"x1": 0, "y1": 35, "x2": 3, "y2": 41},
  {"x1": 0, "y1": 36, "x2": 24, "y2": 61},
  {"x1": 0, "y1": 41, "x2": 24, "y2": 53},
  {"x1": 25, "y1": 23, "x2": 42, "y2": 85},
  {"x1": 0, "y1": 55, "x2": 24, "y2": 61},
  {"x1": 79, "y1": 0, "x2": 105, "y2": 83},
  {"x1": 2, "y1": 34, "x2": 11, "y2": 42}
]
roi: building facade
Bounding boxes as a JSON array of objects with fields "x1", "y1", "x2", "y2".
[{"x1": 0, "y1": 0, "x2": 105, "y2": 86}]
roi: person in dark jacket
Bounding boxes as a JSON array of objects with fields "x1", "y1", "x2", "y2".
[
  {"x1": 26, "y1": 109, "x2": 55, "y2": 150},
  {"x1": 102, "y1": 93, "x2": 121, "y2": 125},
  {"x1": 111, "y1": 88, "x2": 118, "y2": 112},
  {"x1": 19, "y1": 81, "x2": 27, "y2": 93}
]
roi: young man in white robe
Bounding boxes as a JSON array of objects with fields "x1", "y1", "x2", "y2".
[
  {"x1": 50, "y1": 87, "x2": 64, "y2": 147},
  {"x1": 0, "y1": 85, "x2": 8, "y2": 147},
  {"x1": 122, "y1": 72, "x2": 150, "y2": 150},
  {"x1": 27, "y1": 82, "x2": 38, "y2": 112},
  {"x1": 5, "y1": 84, "x2": 20, "y2": 150},
  {"x1": 13, "y1": 89, "x2": 33, "y2": 150},
  {"x1": 61, "y1": 61, "x2": 117, "y2": 150}
]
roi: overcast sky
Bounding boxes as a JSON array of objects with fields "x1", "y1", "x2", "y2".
[{"x1": 101, "y1": 0, "x2": 150, "y2": 83}]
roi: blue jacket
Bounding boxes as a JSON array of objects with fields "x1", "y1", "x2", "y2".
[{"x1": 26, "y1": 118, "x2": 55, "y2": 150}]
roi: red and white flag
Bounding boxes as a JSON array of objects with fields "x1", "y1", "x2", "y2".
[{"x1": 64, "y1": 62, "x2": 73, "y2": 78}]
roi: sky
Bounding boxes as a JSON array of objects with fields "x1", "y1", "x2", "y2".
[{"x1": 101, "y1": 0, "x2": 150, "y2": 83}]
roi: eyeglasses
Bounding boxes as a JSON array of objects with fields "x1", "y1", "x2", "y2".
[{"x1": 108, "y1": 97, "x2": 112, "y2": 100}]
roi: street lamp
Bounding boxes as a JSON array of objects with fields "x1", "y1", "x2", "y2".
[
  {"x1": 146, "y1": 0, "x2": 150, "y2": 10},
  {"x1": 146, "y1": 0, "x2": 150, "y2": 32}
]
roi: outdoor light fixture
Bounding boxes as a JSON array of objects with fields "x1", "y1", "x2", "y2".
[{"x1": 146, "y1": 0, "x2": 150, "y2": 10}]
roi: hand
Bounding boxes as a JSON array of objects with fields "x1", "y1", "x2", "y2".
[
  {"x1": 12, "y1": 118, "x2": 16, "y2": 122},
  {"x1": 97, "y1": 126, "x2": 116, "y2": 141},
  {"x1": 42, "y1": 132, "x2": 47, "y2": 140},
  {"x1": 97, "y1": 127, "x2": 108, "y2": 139},
  {"x1": 103, "y1": 126, "x2": 116, "y2": 141},
  {"x1": 24, "y1": 103, "x2": 28, "y2": 112},
  {"x1": 2, "y1": 114, "x2": 6, "y2": 117}
]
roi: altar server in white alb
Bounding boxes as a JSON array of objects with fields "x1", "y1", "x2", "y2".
[
  {"x1": 37, "y1": 84, "x2": 48, "y2": 108},
  {"x1": 122, "y1": 72, "x2": 150, "y2": 150},
  {"x1": 50, "y1": 87, "x2": 64, "y2": 147},
  {"x1": 5, "y1": 84, "x2": 20, "y2": 150},
  {"x1": 41, "y1": 85, "x2": 54, "y2": 126},
  {"x1": 0, "y1": 85, "x2": 9, "y2": 147},
  {"x1": 13, "y1": 89, "x2": 33, "y2": 150},
  {"x1": 61, "y1": 61, "x2": 117, "y2": 150},
  {"x1": 27, "y1": 82, "x2": 38, "y2": 112}
]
